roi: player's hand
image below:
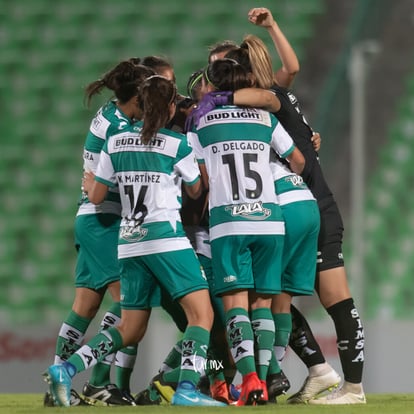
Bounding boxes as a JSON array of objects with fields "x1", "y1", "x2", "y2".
[
  {"x1": 185, "y1": 91, "x2": 233, "y2": 132},
  {"x1": 248, "y1": 7, "x2": 274, "y2": 28},
  {"x1": 311, "y1": 132, "x2": 322, "y2": 152},
  {"x1": 82, "y1": 171, "x2": 95, "y2": 193}
]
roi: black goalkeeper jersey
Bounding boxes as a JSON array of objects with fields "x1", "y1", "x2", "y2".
[{"x1": 270, "y1": 85, "x2": 333, "y2": 203}]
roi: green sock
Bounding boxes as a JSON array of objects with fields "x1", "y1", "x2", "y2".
[
  {"x1": 225, "y1": 308, "x2": 255, "y2": 377},
  {"x1": 178, "y1": 325, "x2": 210, "y2": 386},
  {"x1": 251, "y1": 307, "x2": 275, "y2": 380},
  {"x1": 115, "y1": 344, "x2": 138, "y2": 392},
  {"x1": 89, "y1": 302, "x2": 121, "y2": 387},
  {"x1": 54, "y1": 310, "x2": 91, "y2": 363},
  {"x1": 160, "y1": 340, "x2": 182, "y2": 373},
  {"x1": 163, "y1": 366, "x2": 180, "y2": 384},
  {"x1": 273, "y1": 313, "x2": 292, "y2": 364},
  {"x1": 66, "y1": 327, "x2": 124, "y2": 375},
  {"x1": 206, "y1": 343, "x2": 226, "y2": 384},
  {"x1": 268, "y1": 350, "x2": 281, "y2": 375}
]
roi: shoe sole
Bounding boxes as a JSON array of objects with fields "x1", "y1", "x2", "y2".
[
  {"x1": 308, "y1": 393, "x2": 366, "y2": 405},
  {"x1": 42, "y1": 371, "x2": 70, "y2": 407},
  {"x1": 82, "y1": 395, "x2": 133, "y2": 407},
  {"x1": 288, "y1": 381, "x2": 341, "y2": 404},
  {"x1": 237, "y1": 389, "x2": 265, "y2": 406},
  {"x1": 82, "y1": 396, "x2": 111, "y2": 406}
]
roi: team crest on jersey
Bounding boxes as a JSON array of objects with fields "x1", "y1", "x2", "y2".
[
  {"x1": 286, "y1": 175, "x2": 304, "y2": 186},
  {"x1": 92, "y1": 115, "x2": 102, "y2": 130},
  {"x1": 287, "y1": 91, "x2": 298, "y2": 105},
  {"x1": 120, "y1": 224, "x2": 148, "y2": 241},
  {"x1": 226, "y1": 201, "x2": 271, "y2": 220}
]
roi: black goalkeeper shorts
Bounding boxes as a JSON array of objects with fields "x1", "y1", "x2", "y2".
[{"x1": 317, "y1": 196, "x2": 345, "y2": 272}]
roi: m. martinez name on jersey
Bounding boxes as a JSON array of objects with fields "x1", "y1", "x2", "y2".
[{"x1": 117, "y1": 173, "x2": 161, "y2": 184}]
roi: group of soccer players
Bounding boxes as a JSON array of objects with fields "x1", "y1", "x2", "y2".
[{"x1": 42, "y1": 6, "x2": 366, "y2": 407}]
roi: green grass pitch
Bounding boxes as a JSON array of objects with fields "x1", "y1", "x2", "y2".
[{"x1": 1, "y1": 394, "x2": 414, "y2": 414}]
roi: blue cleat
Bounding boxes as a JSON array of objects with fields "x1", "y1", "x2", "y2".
[
  {"x1": 172, "y1": 381, "x2": 227, "y2": 406},
  {"x1": 43, "y1": 364, "x2": 72, "y2": 407}
]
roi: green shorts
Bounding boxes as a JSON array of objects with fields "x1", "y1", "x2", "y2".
[
  {"x1": 211, "y1": 234, "x2": 284, "y2": 296},
  {"x1": 74, "y1": 213, "x2": 121, "y2": 290},
  {"x1": 120, "y1": 248, "x2": 209, "y2": 310},
  {"x1": 281, "y1": 200, "x2": 320, "y2": 295}
]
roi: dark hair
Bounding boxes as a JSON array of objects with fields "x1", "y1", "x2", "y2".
[
  {"x1": 208, "y1": 40, "x2": 238, "y2": 63},
  {"x1": 141, "y1": 55, "x2": 175, "y2": 81},
  {"x1": 224, "y1": 47, "x2": 253, "y2": 74},
  {"x1": 186, "y1": 69, "x2": 204, "y2": 101},
  {"x1": 138, "y1": 75, "x2": 177, "y2": 144},
  {"x1": 127, "y1": 57, "x2": 141, "y2": 65},
  {"x1": 204, "y1": 59, "x2": 252, "y2": 92},
  {"x1": 84, "y1": 60, "x2": 154, "y2": 106}
]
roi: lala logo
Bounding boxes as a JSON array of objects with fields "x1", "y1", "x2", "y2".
[{"x1": 226, "y1": 201, "x2": 271, "y2": 220}]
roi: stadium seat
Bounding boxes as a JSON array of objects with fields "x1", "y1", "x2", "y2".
[{"x1": 2, "y1": 0, "x2": 323, "y2": 325}]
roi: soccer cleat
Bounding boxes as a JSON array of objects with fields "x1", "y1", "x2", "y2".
[
  {"x1": 267, "y1": 370, "x2": 291, "y2": 402},
  {"x1": 287, "y1": 368, "x2": 341, "y2": 404},
  {"x1": 172, "y1": 381, "x2": 227, "y2": 406},
  {"x1": 236, "y1": 372, "x2": 265, "y2": 406},
  {"x1": 308, "y1": 386, "x2": 366, "y2": 405},
  {"x1": 43, "y1": 364, "x2": 72, "y2": 407},
  {"x1": 44, "y1": 389, "x2": 89, "y2": 407},
  {"x1": 151, "y1": 372, "x2": 177, "y2": 403},
  {"x1": 43, "y1": 391, "x2": 55, "y2": 407},
  {"x1": 260, "y1": 379, "x2": 269, "y2": 402},
  {"x1": 229, "y1": 383, "x2": 241, "y2": 401},
  {"x1": 134, "y1": 386, "x2": 164, "y2": 405},
  {"x1": 82, "y1": 382, "x2": 136, "y2": 406},
  {"x1": 121, "y1": 389, "x2": 137, "y2": 405},
  {"x1": 198, "y1": 375, "x2": 211, "y2": 396},
  {"x1": 210, "y1": 379, "x2": 230, "y2": 404},
  {"x1": 69, "y1": 389, "x2": 90, "y2": 406}
]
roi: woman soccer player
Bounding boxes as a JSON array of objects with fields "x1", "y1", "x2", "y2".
[
  {"x1": 45, "y1": 60, "x2": 155, "y2": 407},
  {"x1": 43, "y1": 74, "x2": 225, "y2": 408},
  {"x1": 193, "y1": 12, "x2": 366, "y2": 403},
  {"x1": 188, "y1": 58, "x2": 305, "y2": 405}
]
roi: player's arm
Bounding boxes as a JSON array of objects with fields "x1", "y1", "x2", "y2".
[
  {"x1": 83, "y1": 171, "x2": 108, "y2": 204},
  {"x1": 286, "y1": 147, "x2": 305, "y2": 175},
  {"x1": 248, "y1": 7, "x2": 299, "y2": 88},
  {"x1": 184, "y1": 177, "x2": 203, "y2": 200},
  {"x1": 188, "y1": 88, "x2": 281, "y2": 129},
  {"x1": 272, "y1": 122, "x2": 305, "y2": 175},
  {"x1": 233, "y1": 88, "x2": 281, "y2": 112},
  {"x1": 197, "y1": 163, "x2": 209, "y2": 192}
]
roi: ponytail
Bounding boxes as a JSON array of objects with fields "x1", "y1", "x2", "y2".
[{"x1": 138, "y1": 76, "x2": 177, "y2": 144}]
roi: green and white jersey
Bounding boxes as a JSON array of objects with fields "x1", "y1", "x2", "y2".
[
  {"x1": 95, "y1": 121, "x2": 201, "y2": 258},
  {"x1": 271, "y1": 155, "x2": 315, "y2": 206},
  {"x1": 189, "y1": 105, "x2": 294, "y2": 241},
  {"x1": 77, "y1": 101, "x2": 131, "y2": 216}
]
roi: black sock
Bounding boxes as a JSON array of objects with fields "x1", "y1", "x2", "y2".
[
  {"x1": 289, "y1": 304, "x2": 326, "y2": 368},
  {"x1": 327, "y1": 298, "x2": 364, "y2": 383}
]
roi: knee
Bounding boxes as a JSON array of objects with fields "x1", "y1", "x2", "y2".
[
  {"x1": 117, "y1": 318, "x2": 149, "y2": 346},
  {"x1": 180, "y1": 292, "x2": 214, "y2": 331}
]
